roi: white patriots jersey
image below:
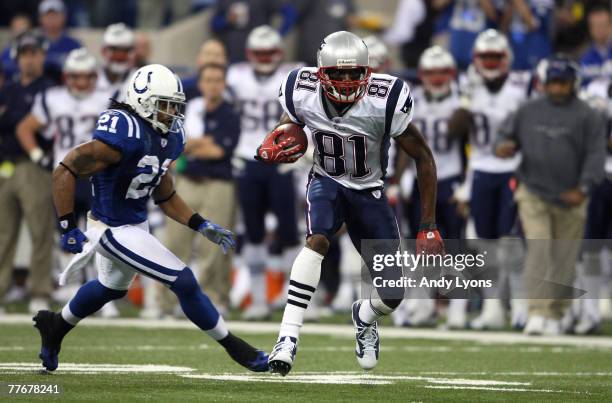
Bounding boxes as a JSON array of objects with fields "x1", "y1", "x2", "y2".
[
  {"x1": 32, "y1": 86, "x2": 113, "y2": 163},
  {"x1": 279, "y1": 67, "x2": 413, "y2": 190},
  {"x1": 95, "y1": 68, "x2": 133, "y2": 101},
  {"x1": 227, "y1": 62, "x2": 302, "y2": 160},
  {"x1": 583, "y1": 78, "x2": 612, "y2": 174},
  {"x1": 462, "y1": 71, "x2": 528, "y2": 173},
  {"x1": 411, "y1": 85, "x2": 463, "y2": 180}
]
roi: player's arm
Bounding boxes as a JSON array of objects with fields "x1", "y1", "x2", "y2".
[
  {"x1": 394, "y1": 123, "x2": 437, "y2": 228},
  {"x1": 53, "y1": 140, "x2": 122, "y2": 253},
  {"x1": 153, "y1": 172, "x2": 235, "y2": 253},
  {"x1": 274, "y1": 112, "x2": 297, "y2": 129}
]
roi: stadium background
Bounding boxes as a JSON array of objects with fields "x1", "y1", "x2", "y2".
[{"x1": 0, "y1": 0, "x2": 611, "y2": 339}]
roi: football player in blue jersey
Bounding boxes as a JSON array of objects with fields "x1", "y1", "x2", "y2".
[{"x1": 32, "y1": 64, "x2": 269, "y2": 373}]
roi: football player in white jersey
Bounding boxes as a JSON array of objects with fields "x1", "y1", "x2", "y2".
[
  {"x1": 393, "y1": 46, "x2": 468, "y2": 328},
  {"x1": 449, "y1": 29, "x2": 529, "y2": 330},
  {"x1": 576, "y1": 77, "x2": 612, "y2": 334},
  {"x1": 17, "y1": 47, "x2": 112, "y2": 214},
  {"x1": 227, "y1": 25, "x2": 302, "y2": 320},
  {"x1": 257, "y1": 31, "x2": 443, "y2": 375},
  {"x1": 96, "y1": 23, "x2": 135, "y2": 100}
]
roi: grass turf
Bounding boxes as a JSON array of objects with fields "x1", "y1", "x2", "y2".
[{"x1": 1, "y1": 322, "x2": 611, "y2": 402}]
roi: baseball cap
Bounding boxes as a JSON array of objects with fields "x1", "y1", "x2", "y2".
[
  {"x1": 38, "y1": 0, "x2": 66, "y2": 15},
  {"x1": 11, "y1": 30, "x2": 48, "y2": 59}
]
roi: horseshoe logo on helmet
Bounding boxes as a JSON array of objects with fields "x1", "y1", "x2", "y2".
[{"x1": 133, "y1": 71, "x2": 153, "y2": 94}]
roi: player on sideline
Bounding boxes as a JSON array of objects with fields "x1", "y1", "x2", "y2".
[
  {"x1": 32, "y1": 64, "x2": 269, "y2": 373},
  {"x1": 257, "y1": 31, "x2": 444, "y2": 375}
]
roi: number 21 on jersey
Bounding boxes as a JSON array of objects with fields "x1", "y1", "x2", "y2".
[{"x1": 126, "y1": 155, "x2": 171, "y2": 199}]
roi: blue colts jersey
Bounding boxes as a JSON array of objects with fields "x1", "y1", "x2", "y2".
[{"x1": 91, "y1": 108, "x2": 185, "y2": 226}]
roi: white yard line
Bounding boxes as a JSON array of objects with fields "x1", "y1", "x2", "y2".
[
  {"x1": 2, "y1": 314, "x2": 612, "y2": 348},
  {"x1": 0, "y1": 363, "x2": 194, "y2": 373},
  {"x1": 423, "y1": 385, "x2": 582, "y2": 394}
]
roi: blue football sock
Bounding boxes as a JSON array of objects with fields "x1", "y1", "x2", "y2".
[
  {"x1": 67, "y1": 280, "x2": 127, "y2": 320},
  {"x1": 170, "y1": 268, "x2": 220, "y2": 331}
]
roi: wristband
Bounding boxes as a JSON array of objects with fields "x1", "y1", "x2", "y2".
[
  {"x1": 29, "y1": 147, "x2": 44, "y2": 164},
  {"x1": 58, "y1": 213, "x2": 77, "y2": 234},
  {"x1": 188, "y1": 213, "x2": 206, "y2": 231},
  {"x1": 419, "y1": 222, "x2": 437, "y2": 231}
]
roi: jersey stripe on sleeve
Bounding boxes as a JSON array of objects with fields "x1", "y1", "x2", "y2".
[
  {"x1": 284, "y1": 69, "x2": 303, "y2": 125},
  {"x1": 384, "y1": 79, "x2": 404, "y2": 136}
]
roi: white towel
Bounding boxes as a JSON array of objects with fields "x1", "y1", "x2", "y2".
[{"x1": 58, "y1": 216, "x2": 108, "y2": 286}]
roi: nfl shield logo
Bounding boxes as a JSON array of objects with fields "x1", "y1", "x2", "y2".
[
  {"x1": 161, "y1": 138, "x2": 168, "y2": 148},
  {"x1": 371, "y1": 190, "x2": 381, "y2": 199}
]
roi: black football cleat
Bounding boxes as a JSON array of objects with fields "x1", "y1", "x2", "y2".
[
  {"x1": 33, "y1": 310, "x2": 64, "y2": 371},
  {"x1": 221, "y1": 333, "x2": 270, "y2": 372}
]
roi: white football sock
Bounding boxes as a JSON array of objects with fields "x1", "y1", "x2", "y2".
[
  {"x1": 359, "y1": 298, "x2": 394, "y2": 324},
  {"x1": 206, "y1": 316, "x2": 229, "y2": 341},
  {"x1": 243, "y1": 243, "x2": 267, "y2": 306},
  {"x1": 278, "y1": 247, "x2": 324, "y2": 339}
]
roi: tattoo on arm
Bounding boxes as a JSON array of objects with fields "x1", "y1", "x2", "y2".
[{"x1": 52, "y1": 140, "x2": 122, "y2": 217}]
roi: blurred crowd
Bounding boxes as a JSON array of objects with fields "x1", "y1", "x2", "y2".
[{"x1": 0, "y1": 0, "x2": 610, "y2": 337}]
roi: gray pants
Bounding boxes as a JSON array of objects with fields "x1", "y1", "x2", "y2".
[
  {"x1": 515, "y1": 184, "x2": 587, "y2": 319},
  {"x1": 0, "y1": 160, "x2": 54, "y2": 299}
]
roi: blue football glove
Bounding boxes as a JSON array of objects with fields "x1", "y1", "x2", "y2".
[
  {"x1": 60, "y1": 227, "x2": 88, "y2": 254},
  {"x1": 198, "y1": 220, "x2": 236, "y2": 254}
]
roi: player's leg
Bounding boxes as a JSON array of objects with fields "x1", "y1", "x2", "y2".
[
  {"x1": 469, "y1": 171, "x2": 506, "y2": 330},
  {"x1": 269, "y1": 174, "x2": 343, "y2": 376},
  {"x1": 97, "y1": 225, "x2": 268, "y2": 371},
  {"x1": 268, "y1": 166, "x2": 304, "y2": 310},
  {"x1": 344, "y1": 188, "x2": 402, "y2": 370},
  {"x1": 33, "y1": 251, "x2": 130, "y2": 371},
  {"x1": 575, "y1": 179, "x2": 610, "y2": 334},
  {"x1": 237, "y1": 162, "x2": 270, "y2": 319}
]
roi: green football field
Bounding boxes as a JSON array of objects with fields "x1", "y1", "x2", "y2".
[{"x1": 1, "y1": 315, "x2": 611, "y2": 402}]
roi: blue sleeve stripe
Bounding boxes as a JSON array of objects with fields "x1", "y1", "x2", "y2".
[
  {"x1": 41, "y1": 90, "x2": 51, "y2": 123},
  {"x1": 115, "y1": 110, "x2": 134, "y2": 138},
  {"x1": 285, "y1": 69, "x2": 302, "y2": 124},
  {"x1": 384, "y1": 79, "x2": 404, "y2": 136}
]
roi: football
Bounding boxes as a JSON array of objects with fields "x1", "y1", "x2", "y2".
[{"x1": 275, "y1": 123, "x2": 308, "y2": 151}]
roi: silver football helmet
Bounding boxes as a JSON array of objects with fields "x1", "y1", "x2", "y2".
[
  {"x1": 63, "y1": 48, "x2": 98, "y2": 98},
  {"x1": 472, "y1": 29, "x2": 513, "y2": 81},
  {"x1": 317, "y1": 31, "x2": 371, "y2": 103},
  {"x1": 362, "y1": 35, "x2": 389, "y2": 73},
  {"x1": 246, "y1": 25, "x2": 283, "y2": 74},
  {"x1": 102, "y1": 23, "x2": 135, "y2": 75},
  {"x1": 418, "y1": 45, "x2": 456, "y2": 99}
]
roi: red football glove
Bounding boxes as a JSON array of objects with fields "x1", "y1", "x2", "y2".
[
  {"x1": 255, "y1": 127, "x2": 305, "y2": 163},
  {"x1": 416, "y1": 224, "x2": 445, "y2": 256}
]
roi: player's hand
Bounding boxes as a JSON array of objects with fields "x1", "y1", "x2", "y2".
[
  {"x1": 60, "y1": 228, "x2": 88, "y2": 254},
  {"x1": 385, "y1": 184, "x2": 400, "y2": 206},
  {"x1": 29, "y1": 147, "x2": 53, "y2": 170},
  {"x1": 255, "y1": 128, "x2": 305, "y2": 164},
  {"x1": 416, "y1": 225, "x2": 445, "y2": 256},
  {"x1": 198, "y1": 220, "x2": 236, "y2": 254},
  {"x1": 495, "y1": 141, "x2": 517, "y2": 159}
]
